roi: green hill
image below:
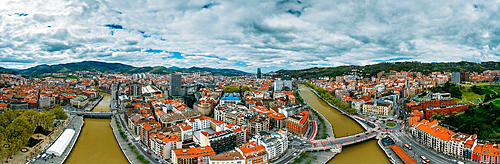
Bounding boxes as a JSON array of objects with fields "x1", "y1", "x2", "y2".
[
  {"x1": 18, "y1": 61, "x2": 250, "y2": 76},
  {"x1": 276, "y1": 61, "x2": 500, "y2": 79}
]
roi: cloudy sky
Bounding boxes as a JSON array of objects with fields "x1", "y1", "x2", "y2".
[{"x1": 1, "y1": 0, "x2": 500, "y2": 73}]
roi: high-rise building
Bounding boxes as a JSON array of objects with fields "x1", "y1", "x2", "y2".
[
  {"x1": 274, "y1": 80, "x2": 292, "y2": 91},
  {"x1": 169, "y1": 74, "x2": 182, "y2": 96},
  {"x1": 452, "y1": 72, "x2": 460, "y2": 84},
  {"x1": 129, "y1": 84, "x2": 142, "y2": 98},
  {"x1": 257, "y1": 68, "x2": 261, "y2": 79},
  {"x1": 460, "y1": 72, "x2": 470, "y2": 83}
]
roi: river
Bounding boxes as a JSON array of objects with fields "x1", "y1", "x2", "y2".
[
  {"x1": 299, "y1": 84, "x2": 390, "y2": 164},
  {"x1": 65, "y1": 93, "x2": 128, "y2": 164}
]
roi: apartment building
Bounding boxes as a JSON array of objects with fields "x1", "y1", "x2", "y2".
[
  {"x1": 172, "y1": 146, "x2": 216, "y2": 164},
  {"x1": 237, "y1": 142, "x2": 269, "y2": 164},
  {"x1": 251, "y1": 129, "x2": 288, "y2": 162},
  {"x1": 285, "y1": 110, "x2": 309, "y2": 137},
  {"x1": 209, "y1": 149, "x2": 246, "y2": 164},
  {"x1": 149, "y1": 131, "x2": 182, "y2": 159}
]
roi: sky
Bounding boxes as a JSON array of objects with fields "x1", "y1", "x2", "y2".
[{"x1": 1, "y1": 0, "x2": 500, "y2": 73}]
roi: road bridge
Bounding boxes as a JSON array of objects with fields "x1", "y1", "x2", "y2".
[{"x1": 65, "y1": 110, "x2": 121, "y2": 118}]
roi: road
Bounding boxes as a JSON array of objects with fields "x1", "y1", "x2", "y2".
[
  {"x1": 391, "y1": 130, "x2": 475, "y2": 164},
  {"x1": 116, "y1": 112, "x2": 162, "y2": 164}
]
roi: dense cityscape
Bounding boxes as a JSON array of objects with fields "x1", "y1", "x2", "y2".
[
  {"x1": 0, "y1": 64, "x2": 498, "y2": 164},
  {"x1": 3, "y1": 0, "x2": 500, "y2": 163}
]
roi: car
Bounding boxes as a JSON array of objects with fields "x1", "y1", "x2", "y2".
[{"x1": 147, "y1": 152, "x2": 151, "y2": 155}]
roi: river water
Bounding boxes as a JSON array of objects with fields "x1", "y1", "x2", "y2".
[
  {"x1": 65, "y1": 93, "x2": 128, "y2": 164},
  {"x1": 299, "y1": 84, "x2": 390, "y2": 164}
]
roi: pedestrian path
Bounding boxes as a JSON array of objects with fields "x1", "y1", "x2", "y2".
[
  {"x1": 32, "y1": 116, "x2": 84, "y2": 164},
  {"x1": 110, "y1": 117, "x2": 142, "y2": 164}
]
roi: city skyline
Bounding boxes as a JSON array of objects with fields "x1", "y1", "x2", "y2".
[{"x1": 2, "y1": 0, "x2": 500, "y2": 73}]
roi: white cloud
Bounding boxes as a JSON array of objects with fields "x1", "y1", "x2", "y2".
[{"x1": 0, "y1": 0, "x2": 499, "y2": 72}]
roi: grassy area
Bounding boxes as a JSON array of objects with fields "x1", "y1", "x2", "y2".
[
  {"x1": 454, "y1": 91, "x2": 484, "y2": 104},
  {"x1": 480, "y1": 84, "x2": 500, "y2": 94},
  {"x1": 441, "y1": 103, "x2": 500, "y2": 139},
  {"x1": 492, "y1": 100, "x2": 500, "y2": 107},
  {"x1": 91, "y1": 86, "x2": 101, "y2": 92},
  {"x1": 385, "y1": 122, "x2": 396, "y2": 127}
]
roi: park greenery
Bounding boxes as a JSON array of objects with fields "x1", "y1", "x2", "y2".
[
  {"x1": 300, "y1": 152, "x2": 309, "y2": 158},
  {"x1": 294, "y1": 90, "x2": 304, "y2": 104},
  {"x1": 436, "y1": 102, "x2": 500, "y2": 140},
  {"x1": 429, "y1": 82, "x2": 462, "y2": 98},
  {"x1": 136, "y1": 155, "x2": 145, "y2": 161},
  {"x1": 0, "y1": 105, "x2": 67, "y2": 160},
  {"x1": 310, "y1": 109, "x2": 328, "y2": 139},
  {"x1": 276, "y1": 61, "x2": 500, "y2": 79},
  {"x1": 223, "y1": 85, "x2": 240, "y2": 93},
  {"x1": 241, "y1": 86, "x2": 251, "y2": 93},
  {"x1": 305, "y1": 82, "x2": 357, "y2": 114}
]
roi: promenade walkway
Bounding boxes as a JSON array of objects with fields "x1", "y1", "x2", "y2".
[
  {"x1": 390, "y1": 145, "x2": 418, "y2": 164},
  {"x1": 32, "y1": 116, "x2": 84, "y2": 164},
  {"x1": 110, "y1": 117, "x2": 142, "y2": 164}
]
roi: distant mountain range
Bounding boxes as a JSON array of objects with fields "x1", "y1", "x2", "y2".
[
  {"x1": 0, "y1": 61, "x2": 251, "y2": 76},
  {"x1": 4, "y1": 61, "x2": 500, "y2": 78},
  {"x1": 276, "y1": 61, "x2": 500, "y2": 79}
]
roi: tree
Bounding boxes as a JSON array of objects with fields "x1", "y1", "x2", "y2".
[
  {"x1": 223, "y1": 85, "x2": 240, "y2": 93},
  {"x1": 40, "y1": 112, "x2": 55, "y2": 131},
  {"x1": 300, "y1": 152, "x2": 309, "y2": 158},
  {"x1": 21, "y1": 109, "x2": 40, "y2": 126},
  {"x1": 142, "y1": 160, "x2": 150, "y2": 164},
  {"x1": 50, "y1": 105, "x2": 67, "y2": 120},
  {"x1": 241, "y1": 86, "x2": 251, "y2": 93},
  {"x1": 6, "y1": 115, "x2": 35, "y2": 158},
  {"x1": 129, "y1": 145, "x2": 136, "y2": 150},
  {"x1": 0, "y1": 126, "x2": 6, "y2": 161},
  {"x1": 485, "y1": 94, "x2": 491, "y2": 102},
  {"x1": 305, "y1": 161, "x2": 311, "y2": 164},
  {"x1": 136, "y1": 155, "x2": 145, "y2": 161},
  {"x1": 294, "y1": 158, "x2": 302, "y2": 163},
  {"x1": 311, "y1": 155, "x2": 316, "y2": 160}
]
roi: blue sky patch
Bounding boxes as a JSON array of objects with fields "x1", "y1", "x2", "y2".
[
  {"x1": 145, "y1": 49, "x2": 164, "y2": 53},
  {"x1": 203, "y1": 2, "x2": 220, "y2": 9},
  {"x1": 104, "y1": 24, "x2": 123, "y2": 29},
  {"x1": 373, "y1": 57, "x2": 412, "y2": 63},
  {"x1": 14, "y1": 13, "x2": 28, "y2": 16},
  {"x1": 234, "y1": 61, "x2": 250, "y2": 67}
]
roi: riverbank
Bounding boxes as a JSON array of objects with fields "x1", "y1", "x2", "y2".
[
  {"x1": 377, "y1": 135, "x2": 397, "y2": 164},
  {"x1": 296, "y1": 84, "x2": 335, "y2": 140},
  {"x1": 85, "y1": 93, "x2": 104, "y2": 111},
  {"x1": 298, "y1": 84, "x2": 390, "y2": 164},
  {"x1": 110, "y1": 117, "x2": 140, "y2": 164},
  {"x1": 303, "y1": 84, "x2": 370, "y2": 132},
  {"x1": 32, "y1": 116, "x2": 84, "y2": 164},
  {"x1": 65, "y1": 93, "x2": 128, "y2": 164}
]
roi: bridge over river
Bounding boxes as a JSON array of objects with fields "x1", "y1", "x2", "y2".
[{"x1": 65, "y1": 110, "x2": 122, "y2": 118}]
